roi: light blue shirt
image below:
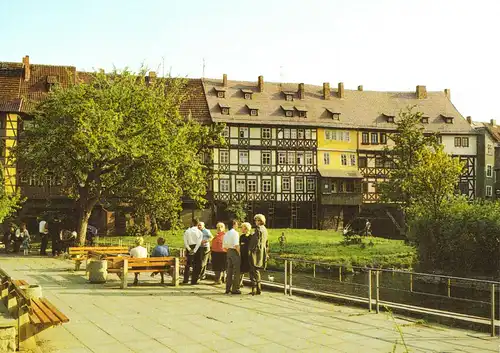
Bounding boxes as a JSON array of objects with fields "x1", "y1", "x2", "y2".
[{"x1": 201, "y1": 228, "x2": 212, "y2": 249}]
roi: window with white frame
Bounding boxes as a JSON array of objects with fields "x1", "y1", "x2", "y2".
[
  {"x1": 278, "y1": 152, "x2": 286, "y2": 165},
  {"x1": 486, "y1": 185, "x2": 493, "y2": 197},
  {"x1": 284, "y1": 129, "x2": 290, "y2": 139},
  {"x1": 341, "y1": 154, "x2": 347, "y2": 166},
  {"x1": 487, "y1": 165, "x2": 493, "y2": 177},
  {"x1": 262, "y1": 152, "x2": 271, "y2": 165},
  {"x1": 236, "y1": 180, "x2": 246, "y2": 192},
  {"x1": 247, "y1": 180, "x2": 257, "y2": 192},
  {"x1": 239, "y1": 127, "x2": 249, "y2": 138},
  {"x1": 295, "y1": 178, "x2": 304, "y2": 191},
  {"x1": 306, "y1": 177, "x2": 315, "y2": 191},
  {"x1": 324, "y1": 152, "x2": 330, "y2": 165},
  {"x1": 219, "y1": 150, "x2": 229, "y2": 164},
  {"x1": 296, "y1": 152, "x2": 304, "y2": 165},
  {"x1": 239, "y1": 151, "x2": 249, "y2": 164},
  {"x1": 222, "y1": 126, "x2": 229, "y2": 137},
  {"x1": 220, "y1": 179, "x2": 230, "y2": 192},
  {"x1": 487, "y1": 144, "x2": 493, "y2": 155},
  {"x1": 305, "y1": 129, "x2": 311, "y2": 139},
  {"x1": 287, "y1": 151, "x2": 295, "y2": 165},
  {"x1": 325, "y1": 130, "x2": 331, "y2": 140},
  {"x1": 305, "y1": 152, "x2": 313, "y2": 165},
  {"x1": 262, "y1": 180, "x2": 272, "y2": 193},
  {"x1": 282, "y1": 177, "x2": 290, "y2": 191},
  {"x1": 350, "y1": 154, "x2": 356, "y2": 166},
  {"x1": 291, "y1": 129, "x2": 297, "y2": 139},
  {"x1": 462, "y1": 137, "x2": 469, "y2": 147},
  {"x1": 298, "y1": 129, "x2": 304, "y2": 139},
  {"x1": 262, "y1": 127, "x2": 271, "y2": 139}
]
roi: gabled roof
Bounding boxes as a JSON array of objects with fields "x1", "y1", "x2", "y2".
[{"x1": 202, "y1": 78, "x2": 475, "y2": 134}]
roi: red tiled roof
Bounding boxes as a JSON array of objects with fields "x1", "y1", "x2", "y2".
[{"x1": 180, "y1": 79, "x2": 211, "y2": 124}]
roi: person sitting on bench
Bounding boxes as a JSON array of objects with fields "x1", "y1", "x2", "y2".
[
  {"x1": 129, "y1": 237, "x2": 147, "y2": 285},
  {"x1": 150, "y1": 237, "x2": 170, "y2": 284}
]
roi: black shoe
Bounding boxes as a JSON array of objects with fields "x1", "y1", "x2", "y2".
[
  {"x1": 225, "y1": 290, "x2": 230, "y2": 294},
  {"x1": 231, "y1": 290, "x2": 242, "y2": 295},
  {"x1": 182, "y1": 281, "x2": 189, "y2": 284}
]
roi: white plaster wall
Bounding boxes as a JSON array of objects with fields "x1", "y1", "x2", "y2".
[{"x1": 442, "y1": 135, "x2": 477, "y2": 156}]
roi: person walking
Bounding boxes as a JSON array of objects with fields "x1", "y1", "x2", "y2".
[
  {"x1": 150, "y1": 237, "x2": 170, "y2": 284},
  {"x1": 223, "y1": 220, "x2": 241, "y2": 295},
  {"x1": 51, "y1": 219, "x2": 62, "y2": 256},
  {"x1": 3, "y1": 223, "x2": 15, "y2": 254},
  {"x1": 39, "y1": 218, "x2": 49, "y2": 255},
  {"x1": 15, "y1": 223, "x2": 30, "y2": 255},
  {"x1": 183, "y1": 218, "x2": 203, "y2": 285},
  {"x1": 239, "y1": 222, "x2": 251, "y2": 288},
  {"x1": 248, "y1": 214, "x2": 269, "y2": 296},
  {"x1": 198, "y1": 222, "x2": 213, "y2": 280},
  {"x1": 211, "y1": 222, "x2": 227, "y2": 284},
  {"x1": 13, "y1": 223, "x2": 27, "y2": 253}
]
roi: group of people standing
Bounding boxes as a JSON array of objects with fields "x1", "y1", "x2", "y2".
[{"x1": 183, "y1": 214, "x2": 269, "y2": 295}]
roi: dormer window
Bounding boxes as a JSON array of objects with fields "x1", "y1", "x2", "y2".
[
  {"x1": 327, "y1": 109, "x2": 340, "y2": 121},
  {"x1": 219, "y1": 103, "x2": 230, "y2": 115},
  {"x1": 281, "y1": 105, "x2": 294, "y2": 117},
  {"x1": 214, "y1": 87, "x2": 226, "y2": 98},
  {"x1": 241, "y1": 89, "x2": 253, "y2": 100},
  {"x1": 383, "y1": 114, "x2": 395, "y2": 123},
  {"x1": 421, "y1": 116, "x2": 429, "y2": 124},
  {"x1": 295, "y1": 106, "x2": 308, "y2": 118},
  {"x1": 283, "y1": 91, "x2": 295, "y2": 101},
  {"x1": 46, "y1": 75, "x2": 57, "y2": 91},
  {"x1": 246, "y1": 105, "x2": 259, "y2": 116},
  {"x1": 441, "y1": 115, "x2": 454, "y2": 124}
]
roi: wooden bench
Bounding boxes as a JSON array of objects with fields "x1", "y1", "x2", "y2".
[
  {"x1": 0, "y1": 268, "x2": 69, "y2": 350},
  {"x1": 68, "y1": 246, "x2": 129, "y2": 271},
  {"x1": 108, "y1": 257, "x2": 182, "y2": 288}
]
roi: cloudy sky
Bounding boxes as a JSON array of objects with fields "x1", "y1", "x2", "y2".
[{"x1": 2, "y1": 0, "x2": 499, "y2": 122}]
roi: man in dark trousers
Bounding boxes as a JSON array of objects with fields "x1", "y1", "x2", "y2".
[
  {"x1": 182, "y1": 218, "x2": 203, "y2": 285},
  {"x1": 39, "y1": 217, "x2": 49, "y2": 255},
  {"x1": 51, "y1": 218, "x2": 62, "y2": 256}
]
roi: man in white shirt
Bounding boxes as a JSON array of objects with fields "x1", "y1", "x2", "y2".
[
  {"x1": 223, "y1": 220, "x2": 241, "y2": 294},
  {"x1": 39, "y1": 218, "x2": 49, "y2": 255},
  {"x1": 130, "y1": 237, "x2": 148, "y2": 285},
  {"x1": 183, "y1": 218, "x2": 203, "y2": 285}
]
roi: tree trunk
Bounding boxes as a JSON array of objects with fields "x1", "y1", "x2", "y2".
[{"x1": 76, "y1": 197, "x2": 98, "y2": 246}]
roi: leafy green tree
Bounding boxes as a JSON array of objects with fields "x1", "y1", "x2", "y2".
[
  {"x1": 0, "y1": 170, "x2": 22, "y2": 223},
  {"x1": 409, "y1": 145, "x2": 464, "y2": 217},
  {"x1": 379, "y1": 106, "x2": 439, "y2": 209},
  {"x1": 15, "y1": 68, "x2": 222, "y2": 245},
  {"x1": 226, "y1": 200, "x2": 247, "y2": 223}
]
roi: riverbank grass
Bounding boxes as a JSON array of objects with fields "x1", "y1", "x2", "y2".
[{"x1": 98, "y1": 228, "x2": 416, "y2": 269}]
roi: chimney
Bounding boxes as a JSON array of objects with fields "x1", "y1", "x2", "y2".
[
  {"x1": 444, "y1": 88, "x2": 451, "y2": 99},
  {"x1": 22, "y1": 55, "x2": 30, "y2": 81},
  {"x1": 338, "y1": 82, "x2": 344, "y2": 99},
  {"x1": 298, "y1": 83, "x2": 305, "y2": 99},
  {"x1": 148, "y1": 71, "x2": 157, "y2": 83},
  {"x1": 323, "y1": 82, "x2": 330, "y2": 100},
  {"x1": 466, "y1": 116, "x2": 472, "y2": 124},
  {"x1": 416, "y1": 85, "x2": 427, "y2": 99},
  {"x1": 357, "y1": 85, "x2": 363, "y2": 91},
  {"x1": 491, "y1": 119, "x2": 497, "y2": 126},
  {"x1": 258, "y1": 75, "x2": 264, "y2": 92},
  {"x1": 222, "y1": 73, "x2": 227, "y2": 87}
]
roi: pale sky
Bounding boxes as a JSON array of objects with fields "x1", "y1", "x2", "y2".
[{"x1": 2, "y1": 0, "x2": 499, "y2": 122}]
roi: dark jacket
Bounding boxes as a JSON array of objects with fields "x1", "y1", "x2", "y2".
[{"x1": 249, "y1": 225, "x2": 269, "y2": 269}]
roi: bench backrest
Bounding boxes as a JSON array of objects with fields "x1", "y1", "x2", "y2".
[
  {"x1": 69, "y1": 246, "x2": 129, "y2": 256},
  {"x1": 126, "y1": 256, "x2": 176, "y2": 269}
]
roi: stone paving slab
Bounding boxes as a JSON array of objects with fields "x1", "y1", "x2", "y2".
[{"x1": 0, "y1": 256, "x2": 497, "y2": 353}]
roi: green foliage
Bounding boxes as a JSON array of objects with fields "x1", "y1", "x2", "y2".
[
  {"x1": 379, "y1": 106, "x2": 440, "y2": 209},
  {"x1": 0, "y1": 171, "x2": 22, "y2": 223},
  {"x1": 408, "y1": 197, "x2": 500, "y2": 276},
  {"x1": 125, "y1": 224, "x2": 149, "y2": 238},
  {"x1": 14, "y1": 67, "x2": 222, "y2": 245},
  {"x1": 225, "y1": 200, "x2": 247, "y2": 222}
]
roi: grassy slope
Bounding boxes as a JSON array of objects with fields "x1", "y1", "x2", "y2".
[{"x1": 103, "y1": 228, "x2": 416, "y2": 269}]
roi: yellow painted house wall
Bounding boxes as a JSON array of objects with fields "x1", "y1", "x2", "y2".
[
  {"x1": 317, "y1": 128, "x2": 358, "y2": 170},
  {"x1": 3, "y1": 113, "x2": 18, "y2": 194}
]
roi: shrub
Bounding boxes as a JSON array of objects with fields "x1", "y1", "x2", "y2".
[{"x1": 408, "y1": 197, "x2": 500, "y2": 276}]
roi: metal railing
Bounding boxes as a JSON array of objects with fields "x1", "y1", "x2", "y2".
[{"x1": 274, "y1": 257, "x2": 500, "y2": 337}]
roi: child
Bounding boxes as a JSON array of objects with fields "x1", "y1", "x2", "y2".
[{"x1": 16, "y1": 223, "x2": 30, "y2": 255}]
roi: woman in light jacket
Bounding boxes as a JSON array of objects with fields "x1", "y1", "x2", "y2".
[{"x1": 248, "y1": 214, "x2": 269, "y2": 295}]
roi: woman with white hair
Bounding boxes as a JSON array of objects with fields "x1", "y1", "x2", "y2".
[
  {"x1": 239, "y1": 222, "x2": 252, "y2": 288},
  {"x1": 130, "y1": 237, "x2": 147, "y2": 285},
  {"x1": 248, "y1": 214, "x2": 269, "y2": 295}
]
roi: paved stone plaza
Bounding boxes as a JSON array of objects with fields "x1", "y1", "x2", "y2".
[{"x1": 0, "y1": 255, "x2": 497, "y2": 352}]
